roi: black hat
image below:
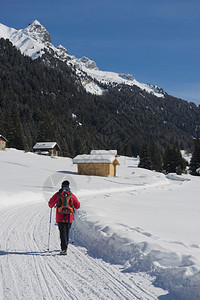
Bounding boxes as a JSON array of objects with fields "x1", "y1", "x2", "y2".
[{"x1": 61, "y1": 180, "x2": 70, "y2": 188}]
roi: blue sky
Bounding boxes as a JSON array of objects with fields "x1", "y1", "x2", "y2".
[{"x1": 1, "y1": 0, "x2": 200, "y2": 104}]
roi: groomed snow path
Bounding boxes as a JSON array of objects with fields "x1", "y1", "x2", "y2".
[{"x1": 0, "y1": 203, "x2": 162, "y2": 300}]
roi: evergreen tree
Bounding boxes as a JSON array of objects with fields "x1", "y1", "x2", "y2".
[
  {"x1": 0, "y1": 111, "x2": 5, "y2": 135},
  {"x1": 176, "y1": 145, "x2": 187, "y2": 173},
  {"x1": 4, "y1": 109, "x2": 15, "y2": 148},
  {"x1": 138, "y1": 142, "x2": 152, "y2": 170},
  {"x1": 124, "y1": 143, "x2": 132, "y2": 157},
  {"x1": 163, "y1": 145, "x2": 186, "y2": 174},
  {"x1": 176, "y1": 165, "x2": 182, "y2": 175},
  {"x1": 36, "y1": 113, "x2": 56, "y2": 142},
  {"x1": 150, "y1": 143, "x2": 162, "y2": 172},
  {"x1": 171, "y1": 145, "x2": 180, "y2": 173},
  {"x1": 12, "y1": 109, "x2": 25, "y2": 150},
  {"x1": 190, "y1": 137, "x2": 200, "y2": 176},
  {"x1": 163, "y1": 145, "x2": 172, "y2": 173}
]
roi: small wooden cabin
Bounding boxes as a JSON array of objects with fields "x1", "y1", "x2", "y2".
[
  {"x1": 73, "y1": 150, "x2": 120, "y2": 177},
  {"x1": 0, "y1": 134, "x2": 7, "y2": 150},
  {"x1": 33, "y1": 142, "x2": 60, "y2": 156}
]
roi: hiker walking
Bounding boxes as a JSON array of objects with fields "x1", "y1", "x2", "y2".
[{"x1": 48, "y1": 180, "x2": 80, "y2": 255}]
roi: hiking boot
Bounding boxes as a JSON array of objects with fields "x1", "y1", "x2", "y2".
[{"x1": 60, "y1": 250, "x2": 67, "y2": 255}]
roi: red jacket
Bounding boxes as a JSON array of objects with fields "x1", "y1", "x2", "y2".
[{"x1": 48, "y1": 190, "x2": 80, "y2": 223}]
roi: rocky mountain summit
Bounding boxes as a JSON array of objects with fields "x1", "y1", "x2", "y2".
[
  {"x1": 0, "y1": 20, "x2": 165, "y2": 97},
  {"x1": 21, "y1": 20, "x2": 51, "y2": 44}
]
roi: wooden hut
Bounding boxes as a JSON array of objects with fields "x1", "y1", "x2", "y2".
[
  {"x1": 0, "y1": 134, "x2": 8, "y2": 150},
  {"x1": 33, "y1": 142, "x2": 60, "y2": 156},
  {"x1": 73, "y1": 150, "x2": 120, "y2": 177}
]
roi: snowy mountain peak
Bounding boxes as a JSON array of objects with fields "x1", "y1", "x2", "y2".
[
  {"x1": 21, "y1": 20, "x2": 51, "y2": 44},
  {"x1": 29, "y1": 20, "x2": 42, "y2": 26},
  {"x1": 76, "y1": 56, "x2": 99, "y2": 70},
  {"x1": 0, "y1": 21, "x2": 165, "y2": 98}
]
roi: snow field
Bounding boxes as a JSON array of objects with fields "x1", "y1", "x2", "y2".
[{"x1": 0, "y1": 149, "x2": 200, "y2": 299}]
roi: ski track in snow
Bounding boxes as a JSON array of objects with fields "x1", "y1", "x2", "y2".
[{"x1": 0, "y1": 203, "x2": 162, "y2": 300}]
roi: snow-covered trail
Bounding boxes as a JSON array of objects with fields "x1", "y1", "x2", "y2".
[{"x1": 0, "y1": 202, "x2": 162, "y2": 300}]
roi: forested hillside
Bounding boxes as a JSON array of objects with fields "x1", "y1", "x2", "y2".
[
  {"x1": 0, "y1": 38, "x2": 102, "y2": 156},
  {"x1": 0, "y1": 38, "x2": 199, "y2": 157}
]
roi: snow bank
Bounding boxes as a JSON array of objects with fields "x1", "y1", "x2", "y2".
[
  {"x1": 75, "y1": 208, "x2": 200, "y2": 300},
  {"x1": 0, "y1": 191, "x2": 42, "y2": 209},
  {"x1": 166, "y1": 173, "x2": 191, "y2": 181}
]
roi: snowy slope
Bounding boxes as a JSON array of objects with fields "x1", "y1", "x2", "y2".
[
  {"x1": 0, "y1": 21, "x2": 165, "y2": 97},
  {"x1": 0, "y1": 149, "x2": 200, "y2": 299},
  {"x1": 0, "y1": 22, "x2": 45, "y2": 59}
]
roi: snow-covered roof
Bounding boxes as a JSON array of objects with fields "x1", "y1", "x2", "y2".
[
  {"x1": 90, "y1": 150, "x2": 117, "y2": 156},
  {"x1": 33, "y1": 142, "x2": 59, "y2": 150},
  {"x1": 73, "y1": 154, "x2": 119, "y2": 164},
  {"x1": 0, "y1": 134, "x2": 8, "y2": 141}
]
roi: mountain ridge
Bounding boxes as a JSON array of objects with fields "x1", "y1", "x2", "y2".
[{"x1": 0, "y1": 20, "x2": 165, "y2": 98}]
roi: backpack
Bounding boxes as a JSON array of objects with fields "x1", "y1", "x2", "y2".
[{"x1": 57, "y1": 189, "x2": 74, "y2": 221}]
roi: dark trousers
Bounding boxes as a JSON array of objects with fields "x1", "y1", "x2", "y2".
[{"x1": 58, "y1": 222, "x2": 71, "y2": 251}]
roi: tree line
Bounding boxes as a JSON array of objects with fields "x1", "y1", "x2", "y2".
[{"x1": 138, "y1": 138, "x2": 200, "y2": 176}]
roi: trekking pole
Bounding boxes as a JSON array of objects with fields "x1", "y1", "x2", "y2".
[
  {"x1": 72, "y1": 210, "x2": 75, "y2": 244},
  {"x1": 47, "y1": 207, "x2": 53, "y2": 252}
]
